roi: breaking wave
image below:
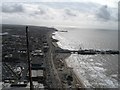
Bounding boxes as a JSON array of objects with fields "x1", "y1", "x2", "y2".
[{"x1": 52, "y1": 28, "x2": 118, "y2": 88}]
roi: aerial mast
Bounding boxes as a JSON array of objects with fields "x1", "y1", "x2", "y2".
[{"x1": 26, "y1": 26, "x2": 33, "y2": 90}]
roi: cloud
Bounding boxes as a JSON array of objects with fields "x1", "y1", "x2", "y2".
[
  {"x1": 1, "y1": 2, "x2": 118, "y2": 29},
  {"x1": 95, "y1": 5, "x2": 118, "y2": 22},
  {"x1": 63, "y1": 9, "x2": 77, "y2": 17},
  {"x1": 2, "y1": 3, "x2": 24, "y2": 13},
  {"x1": 36, "y1": 7, "x2": 46, "y2": 15},
  {"x1": 95, "y1": 5, "x2": 111, "y2": 21}
]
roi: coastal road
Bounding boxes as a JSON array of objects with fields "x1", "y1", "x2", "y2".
[
  {"x1": 47, "y1": 32, "x2": 86, "y2": 89},
  {"x1": 45, "y1": 32, "x2": 63, "y2": 89}
]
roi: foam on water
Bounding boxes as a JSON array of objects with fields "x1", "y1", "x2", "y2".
[
  {"x1": 52, "y1": 28, "x2": 118, "y2": 88},
  {"x1": 52, "y1": 32, "x2": 76, "y2": 50},
  {"x1": 65, "y1": 54, "x2": 118, "y2": 88}
]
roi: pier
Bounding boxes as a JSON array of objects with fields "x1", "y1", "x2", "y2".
[
  {"x1": 55, "y1": 49, "x2": 119, "y2": 55},
  {"x1": 2, "y1": 25, "x2": 119, "y2": 89}
]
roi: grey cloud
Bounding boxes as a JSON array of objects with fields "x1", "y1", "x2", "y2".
[
  {"x1": 118, "y1": 2, "x2": 120, "y2": 21},
  {"x1": 43, "y1": 2, "x2": 99, "y2": 12},
  {"x1": 34, "y1": 7, "x2": 46, "y2": 15},
  {"x1": 2, "y1": 3, "x2": 24, "y2": 13},
  {"x1": 64, "y1": 9, "x2": 77, "y2": 17},
  {"x1": 2, "y1": 2, "x2": 117, "y2": 25},
  {"x1": 96, "y1": 5, "x2": 111, "y2": 21},
  {"x1": 29, "y1": 7, "x2": 47, "y2": 17}
]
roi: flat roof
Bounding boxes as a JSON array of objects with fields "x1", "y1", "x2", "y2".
[{"x1": 31, "y1": 70, "x2": 43, "y2": 77}]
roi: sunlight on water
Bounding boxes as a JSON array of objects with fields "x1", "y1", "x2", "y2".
[{"x1": 53, "y1": 27, "x2": 118, "y2": 88}]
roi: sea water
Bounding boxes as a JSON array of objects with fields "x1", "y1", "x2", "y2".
[{"x1": 52, "y1": 27, "x2": 118, "y2": 88}]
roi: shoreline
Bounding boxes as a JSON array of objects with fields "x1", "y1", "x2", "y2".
[
  {"x1": 51, "y1": 30, "x2": 119, "y2": 89},
  {"x1": 50, "y1": 30, "x2": 85, "y2": 88},
  {"x1": 2, "y1": 24, "x2": 119, "y2": 89}
]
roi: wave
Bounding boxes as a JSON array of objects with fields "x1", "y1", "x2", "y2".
[
  {"x1": 52, "y1": 32, "x2": 76, "y2": 50},
  {"x1": 65, "y1": 54, "x2": 118, "y2": 88},
  {"x1": 52, "y1": 28, "x2": 118, "y2": 88}
]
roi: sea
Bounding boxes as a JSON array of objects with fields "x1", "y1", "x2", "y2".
[{"x1": 52, "y1": 27, "x2": 118, "y2": 88}]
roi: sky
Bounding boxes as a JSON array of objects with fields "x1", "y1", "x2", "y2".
[{"x1": 1, "y1": 0, "x2": 119, "y2": 30}]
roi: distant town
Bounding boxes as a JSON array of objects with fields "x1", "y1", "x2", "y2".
[{"x1": 2, "y1": 24, "x2": 85, "y2": 89}]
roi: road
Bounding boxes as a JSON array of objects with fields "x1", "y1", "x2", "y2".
[{"x1": 44, "y1": 32, "x2": 63, "y2": 89}]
